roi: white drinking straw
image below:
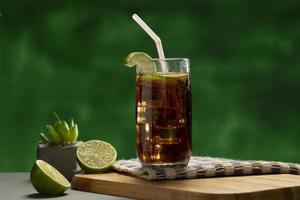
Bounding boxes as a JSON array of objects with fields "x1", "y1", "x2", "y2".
[{"x1": 132, "y1": 14, "x2": 168, "y2": 72}]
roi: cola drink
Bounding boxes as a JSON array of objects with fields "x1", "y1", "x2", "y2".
[{"x1": 136, "y1": 72, "x2": 191, "y2": 167}]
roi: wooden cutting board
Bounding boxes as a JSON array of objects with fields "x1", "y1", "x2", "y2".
[{"x1": 71, "y1": 173, "x2": 300, "y2": 200}]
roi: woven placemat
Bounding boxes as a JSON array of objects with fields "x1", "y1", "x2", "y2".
[{"x1": 113, "y1": 156, "x2": 300, "y2": 180}]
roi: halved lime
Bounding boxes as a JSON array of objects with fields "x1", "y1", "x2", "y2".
[
  {"x1": 124, "y1": 52, "x2": 156, "y2": 72},
  {"x1": 30, "y1": 160, "x2": 70, "y2": 196},
  {"x1": 76, "y1": 140, "x2": 117, "y2": 173}
]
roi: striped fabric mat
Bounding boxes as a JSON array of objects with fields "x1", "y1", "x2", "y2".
[{"x1": 113, "y1": 156, "x2": 300, "y2": 180}]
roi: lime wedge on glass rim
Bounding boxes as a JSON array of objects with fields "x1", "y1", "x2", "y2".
[
  {"x1": 124, "y1": 52, "x2": 156, "y2": 72},
  {"x1": 30, "y1": 160, "x2": 70, "y2": 196},
  {"x1": 76, "y1": 140, "x2": 117, "y2": 173}
]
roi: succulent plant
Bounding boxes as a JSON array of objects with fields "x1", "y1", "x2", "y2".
[{"x1": 40, "y1": 112, "x2": 79, "y2": 145}]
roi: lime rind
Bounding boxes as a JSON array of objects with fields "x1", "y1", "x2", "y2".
[{"x1": 76, "y1": 140, "x2": 117, "y2": 173}]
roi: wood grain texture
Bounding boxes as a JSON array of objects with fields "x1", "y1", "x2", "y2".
[{"x1": 71, "y1": 173, "x2": 300, "y2": 200}]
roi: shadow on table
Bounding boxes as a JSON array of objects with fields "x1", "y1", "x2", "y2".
[{"x1": 25, "y1": 193, "x2": 68, "y2": 199}]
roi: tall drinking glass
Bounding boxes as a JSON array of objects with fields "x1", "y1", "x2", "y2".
[{"x1": 136, "y1": 58, "x2": 191, "y2": 167}]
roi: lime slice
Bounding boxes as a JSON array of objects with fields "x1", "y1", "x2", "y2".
[
  {"x1": 30, "y1": 160, "x2": 70, "y2": 196},
  {"x1": 76, "y1": 140, "x2": 117, "y2": 173},
  {"x1": 124, "y1": 52, "x2": 156, "y2": 72}
]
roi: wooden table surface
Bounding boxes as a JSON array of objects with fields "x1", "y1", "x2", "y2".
[{"x1": 72, "y1": 172, "x2": 300, "y2": 200}]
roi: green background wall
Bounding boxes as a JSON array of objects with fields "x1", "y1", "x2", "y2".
[{"x1": 0, "y1": 0, "x2": 299, "y2": 171}]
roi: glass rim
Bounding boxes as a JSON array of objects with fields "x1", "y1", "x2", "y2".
[{"x1": 151, "y1": 58, "x2": 189, "y2": 62}]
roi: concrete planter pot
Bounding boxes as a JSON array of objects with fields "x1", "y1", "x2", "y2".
[{"x1": 37, "y1": 141, "x2": 83, "y2": 181}]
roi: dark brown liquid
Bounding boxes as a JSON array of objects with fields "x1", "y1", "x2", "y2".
[{"x1": 136, "y1": 73, "x2": 191, "y2": 166}]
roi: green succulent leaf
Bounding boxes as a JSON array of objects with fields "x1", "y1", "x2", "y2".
[
  {"x1": 53, "y1": 121, "x2": 61, "y2": 132},
  {"x1": 47, "y1": 125, "x2": 63, "y2": 144},
  {"x1": 68, "y1": 124, "x2": 78, "y2": 142},
  {"x1": 57, "y1": 121, "x2": 70, "y2": 141},
  {"x1": 40, "y1": 133, "x2": 50, "y2": 144},
  {"x1": 69, "y1": 119, "x2": 75, "y2": 129},
  {"x1": 52, "y1": 112, "x2": 61, "y2": 121}
]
